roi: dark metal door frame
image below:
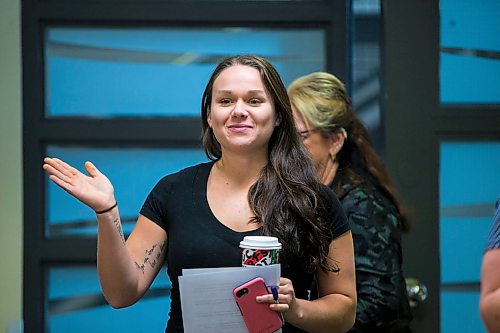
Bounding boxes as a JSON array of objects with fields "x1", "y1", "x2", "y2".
[
  {"x1": 382, "y1": 1, "x2": 500, "y2": 332},
  {"x1": 22, "y1": 1, "x2": 352, "y2": 331},
  {"x1": 382, "y1": 1, "x2": 441, "y2": 331}
]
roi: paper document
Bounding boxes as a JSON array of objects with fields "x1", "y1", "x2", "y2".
[{"x1": 178, "y1": 264, "x2": 281, "y2": 333}]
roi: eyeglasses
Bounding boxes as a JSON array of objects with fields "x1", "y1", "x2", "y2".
[{"x1": 297, "y1": 129, "x2": 316, "y2": 141}]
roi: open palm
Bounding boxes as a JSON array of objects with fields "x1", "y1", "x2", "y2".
[{"x1": 43, "y1": 157, "x2": 115, "y2": 212}]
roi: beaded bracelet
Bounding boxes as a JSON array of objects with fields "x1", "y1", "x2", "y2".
[{"x1": 95, "y1": 202, "x2": 117, "y2": 214}]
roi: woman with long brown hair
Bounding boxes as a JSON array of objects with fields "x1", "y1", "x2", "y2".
[{"x1": 44, "y1": 56, "x2": 356, "y2": 333}]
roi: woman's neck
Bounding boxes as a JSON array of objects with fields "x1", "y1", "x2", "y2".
[
  {"x1": 316, "y1": 158, "x2": 339, "y2": 186},
  {"x1": 216, "y1": 152, "x2": 268, "y2": 187}
]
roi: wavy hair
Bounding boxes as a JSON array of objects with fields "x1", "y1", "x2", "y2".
[
  {"x1": 288, "y1": 72, "x2": 410, "y2": 232},
  {"x1": 201, "y1": 55, "x2": 337, "y2": 272}
]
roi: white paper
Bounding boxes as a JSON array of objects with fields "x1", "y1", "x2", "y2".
[{"x1": 178, "y1": 264, "x2": 281, "y2": 333}]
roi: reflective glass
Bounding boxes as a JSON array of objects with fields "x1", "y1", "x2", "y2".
[
  {"x1": 439, "y1": 142, "x2": 500, "y2": 333},
  {"x1": 45, "y1": 27, "x2": 325, "y2": 117},
  {"x1": 46, "y1": 146, "x2": 208, "y2": 238},
  {"x1": 440, "y1": 0, "x2": 500, "y2": 104},
  {"x1": 351, "y1": 1, "x2": 383, "y2": 155},
  {"x1": 441, "y1": 291, "x2": 486, "y2": 333},
  {"x1": 48, "y1": 265, "x2": 171, "y2": 332},
  {"x1": 439, "y1": 141, "x2": 500, "y2": 282}
]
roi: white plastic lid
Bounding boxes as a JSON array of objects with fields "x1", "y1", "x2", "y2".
[{"x1": 239, "y1": 236, "x2": 282, "y2": 250}]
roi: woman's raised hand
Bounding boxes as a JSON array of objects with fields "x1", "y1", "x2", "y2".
[{"x1": 43, "y1": 157, "x2": 115, "y2": 213}]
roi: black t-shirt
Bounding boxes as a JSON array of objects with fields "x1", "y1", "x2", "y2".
[{"x1": 140, "y1": 161, "x2": 350, "y2": 332}]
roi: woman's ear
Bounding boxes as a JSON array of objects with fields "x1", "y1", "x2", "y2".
[
  {"x1": 274, "y1": 114, "x2": 281, "y2": 127},
  {"x1": 207, "y1": 108, "x2": 212, "y2": 128},
  {"x1": 329, "y1": 130, "x2": 346, "y2": 156}
]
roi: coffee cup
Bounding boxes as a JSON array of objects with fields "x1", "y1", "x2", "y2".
[{"x1": 239, "y1": 236, "x2": 282, "y2": 267}]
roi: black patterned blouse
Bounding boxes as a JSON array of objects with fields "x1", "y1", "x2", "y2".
[{"x1": 334, "y1": 179, "x2": 412, "y2": 333}]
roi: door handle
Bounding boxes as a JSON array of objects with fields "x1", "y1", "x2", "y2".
[{"x1": 405, "y1": 278, "x2": 428, "y2": 308}]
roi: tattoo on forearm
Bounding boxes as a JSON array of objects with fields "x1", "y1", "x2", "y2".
[
  {"x1": 113, "y1": 217, "x2": 125, "y2": 245},
  {"x1": 135, "y1": 241, "x2": 167, "y2": 274}
]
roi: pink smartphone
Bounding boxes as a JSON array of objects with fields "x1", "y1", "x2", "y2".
[{"x1": 233, "y1": 277, "x2": 282, "y2": 333}]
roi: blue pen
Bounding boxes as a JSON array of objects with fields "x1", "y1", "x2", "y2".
[
  {"x1": 270, "y1": 285, "x2": 285, "y2": 324},
  {"x1": 271, "y1": 285, "x2": 279, "y2": 302}
]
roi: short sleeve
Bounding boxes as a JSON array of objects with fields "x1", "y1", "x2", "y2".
[
  {"x1": 485, "y1": 204, "x2": 500, "y2": 251},
  {"x1": 323, "y1": 185, "x2": 350, "y2": 239},
  {"x1": 139, "y1": 176, "x2": 170, "y2": 231}
]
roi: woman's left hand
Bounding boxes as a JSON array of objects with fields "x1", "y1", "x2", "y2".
[{"x1": 257, "y1": 277, "x2": 297, "y2": 316}]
